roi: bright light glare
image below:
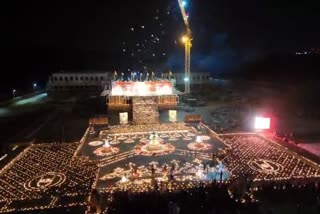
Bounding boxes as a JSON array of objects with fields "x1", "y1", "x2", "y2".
[
  {"x1": 182, "y1": 1, "x2": 187, "y2": 7},
  {"x1": 112, "y1": 86, "x2": 123, "y2": 96},
  {"x1": 196, "y1": 136, "x2": 202, "y2": 143},
  {"x1": 112, "y1": 82, "x2": 173, "y2": 96},
  {"x1": 181, "y1": 36, "x2": 188, "y2": 43},
  {"x1": 160, "y1": 85, "x2": 171, "y2": 95},
  {"x1": 104, "y1": 140, "x2": 110, "y2": 148},
  {"x1": 184, "y1": 77, "x2": 189, "y2": 82},
  {"x1": 254, "y1": 117, "x2": 270, "y2": 129},
  {"x1": 136, "y1": 82, "x2": 149, "y2": 95}
]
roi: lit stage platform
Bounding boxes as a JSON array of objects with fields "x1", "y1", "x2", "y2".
[
  {"x1": 107, "y1": 80, "x2": 179, "y2": 114},
  {"x1": 111, "y1": 80, "x2": 174, "y2": 96}
]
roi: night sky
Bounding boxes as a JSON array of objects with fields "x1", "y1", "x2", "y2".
[{"x1": 2, "y1": 0, "x2": 320, "y2": 94}]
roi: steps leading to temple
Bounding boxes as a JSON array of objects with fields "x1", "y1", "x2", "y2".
[{"x1": 132, "y1": 97, "x2": 159, "y2": 124}]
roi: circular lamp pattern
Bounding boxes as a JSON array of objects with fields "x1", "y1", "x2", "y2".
[
  {"x1": 187, "y1": 142, "x2": 212, "y2": 151},
  {"x1": 24, "y1": 172, "x2": 66, "y2": 191},
  {"x1": 159, "y1": 134, "x2": 170, "y2": 138},
  {"x1": 124, "y1": 139, "x2": 135, "y2": 144},
  {"x1": 109, "y1": 140, "x2": 120, "y2": 145},
  {"x1": 131, "y1": 135, "x2": 138, "y2": 139},
  {"x1": 173, "y1": 133, "x2": 182, "y2": 138},
  {"x1": 248, "y1": 159, "x2": 283, "y2": 175},
  {"x1": 117, "y1": 136, "x2": 127, "y2": 141},
  {"x1": 89, "y1": 141, "x2": 104, "y2": 147},
  {"x1": 187, "y1": 132, "x2": 196, "y2": 137},
  {"x1": 134, "y1": 142, "x2": 175, "y2": 156},
  {"x1": 94, "y1": 146, "x2": 120, "y2": 156},
  {"x1": 200, "y1": 135, "x2": 210, "y2": 141}
]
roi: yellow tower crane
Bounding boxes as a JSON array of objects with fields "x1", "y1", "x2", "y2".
[{"x1": 178, "y1": 0, "x2": 192, "y2": 94}]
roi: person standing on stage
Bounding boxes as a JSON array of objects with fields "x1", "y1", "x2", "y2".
[
  {"x1": 113, "y1": 70, "x2": 118, "y2": 81},
  {"x1": 168, "y1": 70, "x2": 173, "y2": 80},
  {"x1": 151, "y1": 71, "x2": 155, "y2": 81}
]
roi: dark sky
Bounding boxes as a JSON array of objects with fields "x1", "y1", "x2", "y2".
[{"x1": 1, "y1": 0, "x2": 320, "y2": 92}]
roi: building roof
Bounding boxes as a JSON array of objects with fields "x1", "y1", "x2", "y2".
[{"x1": 55, "y1": 70, "x2": 112, "y2": 74}]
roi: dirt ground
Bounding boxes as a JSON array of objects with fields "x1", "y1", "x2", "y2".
[{"x1": 1, "y1": 81, "x2": 320, "y2": 157}]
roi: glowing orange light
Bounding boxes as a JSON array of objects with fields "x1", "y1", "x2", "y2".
[{"x1": 181, "y1": 35, "x2": 189, "y2": 43}]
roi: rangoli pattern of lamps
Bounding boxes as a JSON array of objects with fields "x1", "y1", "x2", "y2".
[
  {"x1": 220, "y1": 135, "x2": 320, "y2": 181},
  {"x1": 89, "y1": 140, "x2": 104, "y2": 147},
  {"x1": 139, "y1": 137, "x2": 150, "y2": 143},
  {"x1": 187, "y1": 132, "x2": 196, "y2": 137},
  {"x1": 159, "y1": 133, "x2": 170, "y2": 138},
  {"x1": 117, "y1": 134, "x2": 127, "y2": 141},
  {"x1": 0, "y1": 143, "x2": 97, "y2": 212},
  {"x1": 134, "y1": 132, "x2": 175, "y2": 156},
  {"x1": 109, "y1": 136, "x2": 120, "y2": 145},
  {"x1": 107, "y1": 122, "x2": 190, "y2": 134},
  {"x1": 200, "y1": 135, "x2": 211, "y2": 141},
  {"x1": 173, "y1": 133, "x2": 182, "y2": 138},
  {"x1": 89, "y1": 127, "x2": 95, "y2": 135},
  {"x1": 139, "y1": 135, "x2": 148, "y2": 142},
  {"x1": 94, "y1": 140, "x2": 120, "y2": 156},
  {"x1": 123, "y1": 136, "x2": 135, "y2": 144},
  {"x1": 24, "y1": 172, "x2": 66, "y2": 191},
  {"x1": 100, "y1": 159, "x2": 229, "y2": 190},
  {"x1": 187, "y1": 136, "x2": 212, "y2": 151},
  {"x1": 131, "y1": 134, "x2": 138, "y2": 140},
  {"x1": 118, "y1": 175, "x2": 130, "y2": 185},
  {"x1": 248, "y1": 159, "x2": 283, "y2": 175},
  {"x1": 182, "y1": 136, "x2": 193, "y2": 141},
  {"x1": 168, "y1": 137, "x2": 178, "y2": 142},
  {"x1": 101, "y1": 179, "x2": 228, "y2": 194}
]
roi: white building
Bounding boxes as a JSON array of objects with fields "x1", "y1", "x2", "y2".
[
  {"x1": 173, "y1": 72, "x2": 211, "y2": 85},
  {"x1": 47, "y1": 70, "x2": 212, "y2": 96},
  {"x1": 47, "y1": 70, "x2": 113, "y2": 96}
]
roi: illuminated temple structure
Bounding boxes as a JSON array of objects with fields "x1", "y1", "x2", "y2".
[{"x1": 108, "y1": 80, "x2": 179, "y2": 124}]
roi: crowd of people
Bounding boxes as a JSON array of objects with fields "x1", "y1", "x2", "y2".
[
  {"x1": 252, "y1": 181, "x2": 320, "y2": 213},
  {"x1": 97, "y1": 180, "x2": 320, "y2": 214},
  {"x1": 99, "y1": 182, "x2": 243, "y2": 214}
]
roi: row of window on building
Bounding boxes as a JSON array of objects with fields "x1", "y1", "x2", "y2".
[
  {"x1": 51, "y1": 85, "x2": 101, "y2": 90},
  {"x1": 50, "y1": 74, "x2": 209, "y2": 82},
  {"x1": 176, "y1": 75, "x2": 210, "y2": 81},
  {"x1": 51, "y1": 76, "x2": 107, "y2": 82}
]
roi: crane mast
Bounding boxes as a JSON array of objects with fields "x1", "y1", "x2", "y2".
[{"x1": 177, "y1": 0, "x2": 192, "y2": 94}]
